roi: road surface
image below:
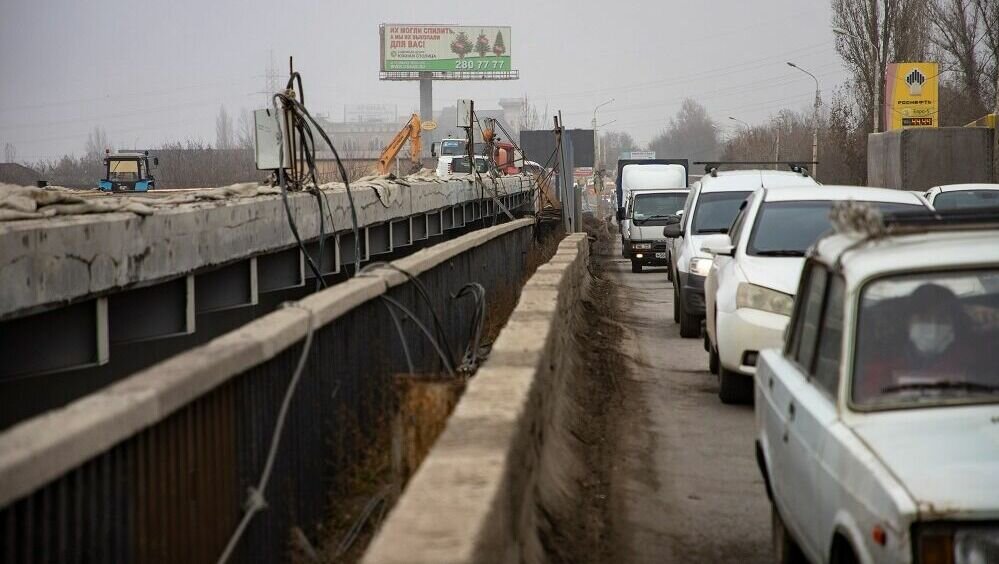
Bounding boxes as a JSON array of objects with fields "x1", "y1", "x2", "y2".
[{"x1": 600, "y1": 239, "x2": 774, "y2": 563}]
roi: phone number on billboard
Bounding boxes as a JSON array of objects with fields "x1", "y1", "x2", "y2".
[{"x1": 455, "y1": 60, "x2": 507, "y2": 70}]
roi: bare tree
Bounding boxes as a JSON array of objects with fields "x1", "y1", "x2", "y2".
[
  {"x1": 518, "y1": 96, "x2": 541, "y2": 131},
  {"x1": 3, "y1": 142, "x2": 16, "y2": 163},
  {"x1": 84, "y1": 126, "x2": 111, "y2": 159},
  {"x1": 931, "y1": 0, "x2": 985, "y2": 110},
  {"x1": 236, "y1": 109, "x2": 255, "y2": 150},
  {"x1": 648, "y1": 99, "x2": 720, "y2": 163},
  {"x1": 972, "y1": 0, "x2": 999, "y2": 112},
  {"x1": 216, "y1": 106, "x2": 234, "y2": 150},
  {"x1": 832, "y1": 0, "x2": 932, "y2": 130}
]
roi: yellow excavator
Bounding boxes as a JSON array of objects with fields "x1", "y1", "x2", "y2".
[{"x1": 376, "y1": 113, "x2": 425, "y2": 175}]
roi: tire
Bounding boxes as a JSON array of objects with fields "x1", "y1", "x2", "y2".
[
  {"x1": 666, "y1": 259, "x2": 673, "y2": 282},
  {"x1": 718, "y1": 366, "x2": 753, "y2": 404},
  {"x1": 709, "y1": 346, "x2": 720, "y2": 375},
  {"x1": 678, "y1": 293, "x2": 701, "y2": 338},
  {"x1": 830, "y1": 536, "x2": 860, "y2": 564},
  {"x1": 673, "y1": 283, "x2": 682, "y2": 323},
  {"x1": 772, "y1": 505, "x2": 807, "y2": 564},
  {"x1": 631, "y1": 261, "x2": 642, "y2": 273}
]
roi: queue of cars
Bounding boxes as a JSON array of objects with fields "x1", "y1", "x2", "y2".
[{"x1": 634, "y1": 168, "x2": 999, "y2": 564}]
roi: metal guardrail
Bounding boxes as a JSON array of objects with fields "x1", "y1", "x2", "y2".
[{"x1": 0, "y1": 216, "x2": 536, "y2": 563}]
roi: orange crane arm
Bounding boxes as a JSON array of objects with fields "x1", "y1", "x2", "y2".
[{"x1": 377, "y1": 113, "x2": 422, "y2": 175}]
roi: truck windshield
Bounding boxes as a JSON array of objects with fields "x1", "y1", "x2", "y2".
[
  {"x1": 852, "y1": 269, "x2": 999, "y2": 410},
  {"x1": 633, "y1": 193, "x2": 687, "y2": 220},
  {"x1": 108, "y1": 159, "x2": 139, "y2": 181},
  {"x1": 450, "y1": 157, "x2": 488, "y2": 173},
  {"x1": 933, "y1": 190, "x2": 999, "y2": 210},
  {"x1": 748, "y1": 201, "x2": 924, "y2": 256},
  {"x1": 691, "y1": 191, "x2": 751, "y2": 234},
  {"x1": 440, "y1": 140, "x2": 466, "y2": 156}
]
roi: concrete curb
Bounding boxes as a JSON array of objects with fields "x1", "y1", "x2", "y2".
[
  {"x1": 362, "y1": 232, "x2": 590, "y2": 564},
  {"x1": 0, "y1": 218, "x2": 534, "y2": 508}
]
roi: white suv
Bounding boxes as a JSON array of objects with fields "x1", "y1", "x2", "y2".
[
  {"x1": 756, "y1": 208, "x2": 999, "y2": 564},
  {"x1": 703, "y1": 186, "x2": 929, "y2": 403},
  {"x1": 665, "y1": 168, "x2": 818, "y2": 338},
  {"x1": 924, "y1": 183, "x2": 999, "y2": 210}
]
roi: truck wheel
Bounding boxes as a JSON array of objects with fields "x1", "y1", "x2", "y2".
[
  {"x1": 678, "y1": 296, "x2": 700, "y2": 338},
  {"x1": 673, "y1": 284, "x2": 681, "y2": 323},
  {"x1": 772, "y1": 505, "x2": 807, "y2": 564},
  {"x1": 631, "y1": 261, "x2": 642, "y2": 273},
  {"x1": 718, "y1": 367, "x2": 753, "y2": 404}
]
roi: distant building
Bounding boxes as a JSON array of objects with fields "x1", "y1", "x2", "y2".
[{"x1": 0, "y1": 163, "x2": 42, "y2": 186}]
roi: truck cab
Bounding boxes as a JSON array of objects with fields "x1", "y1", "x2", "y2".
[{"x1": 99, "y1": 150, "x2": 157, "y2": 192}]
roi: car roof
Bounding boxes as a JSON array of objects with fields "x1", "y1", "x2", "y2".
[
  {"x1": 632, "y1": 188, "x2": 690, "y2": 195},
  {"x1": 699, "y1": 170, "x2": 817, "y2": 193},
  {"x1": 762, "y1": 185, "x2": 927, "y2": 205},
  {"x1": 933, "y1": 183, "x2": 999, "y2": 192},
  {"x1": 814, "y1": 228, "x2": 999, "y2": 286}
]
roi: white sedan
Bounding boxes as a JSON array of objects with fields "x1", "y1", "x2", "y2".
[
  {"x1": 756, "y1": 210, "x2": 999, "y2": 564},
  {"x1": 703, "y1": 186, "x2": 929, "y2": 404}
]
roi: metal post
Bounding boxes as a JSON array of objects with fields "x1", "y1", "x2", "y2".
[
  {"x1": 419, "y1": 72, "x2": 433, "y2": 160},
  {"x1": 994, "y1": 73, "x2": 998, "y2": 182}
]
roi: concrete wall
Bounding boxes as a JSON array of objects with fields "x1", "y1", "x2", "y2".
[
  {"x1": 0, "y1": 175, "x2": 529, "y2": 321},
  {"x1": 363, "y1": 233, "x2": 591, "y2": 564},
  {"x1": 867, "y1": 127, "x2": 995, "y2": 190}
]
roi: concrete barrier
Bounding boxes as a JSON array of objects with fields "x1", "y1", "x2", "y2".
[
  {"x1": 867, "y1": 127, "x2": 995, "y2": 190},
  {"x1": 363, "y1": 232, "x2": 590, "y2": 564}
]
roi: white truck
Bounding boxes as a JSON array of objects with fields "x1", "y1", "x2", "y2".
[{"x1": 614, "y1": 160, "x2": 689, "y2": 272}]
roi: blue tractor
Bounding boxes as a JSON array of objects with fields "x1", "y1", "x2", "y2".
[{"x1": 98, "y1": 150, "x2": 158, "y2": 192}]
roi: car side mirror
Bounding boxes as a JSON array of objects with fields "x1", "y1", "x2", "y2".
[
  {"x1": 702, "y1": 234, "x2": 734, "y2": 256},
  {"x1": 663, "y1": 217, "x2": 682, "y2": 238},
  {"x1": 616, "y1": 208, "x2": 625, "y2": 221},
  {"x1": 677, "y1": 209, "x2": 684, "y2": 217}
]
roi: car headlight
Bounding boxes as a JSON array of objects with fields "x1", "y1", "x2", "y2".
[
  {"x1": 632, "y1": 243, "x2": 652, "y2": 250},
  {"x1": 736, "y1": 283, "x2": 794, "y2": 316},
  {"x1": 916, "y1": 525, "x2": 999, "y2": 564},
  {"x1": 689, "y1": 257, "x2": 713, "y2": 277}
]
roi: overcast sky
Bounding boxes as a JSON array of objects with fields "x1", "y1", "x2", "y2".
[{"x1": 0, "y1": 0, "x2": 849, "y2": 161}]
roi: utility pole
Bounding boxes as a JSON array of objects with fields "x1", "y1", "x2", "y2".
[{"x1": 787, "y1": 62, "x2": 821, "y2": 178}]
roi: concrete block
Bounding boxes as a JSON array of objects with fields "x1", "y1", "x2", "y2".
[{"x1": 868, "y1": 127, "x2": 995, "y2": 190}]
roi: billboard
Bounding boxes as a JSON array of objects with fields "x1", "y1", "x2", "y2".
[
  {"x1": 380, "y1": 25, "x2": 512, "y2": 73},
  {"x1": 885, "y1": 62, "x2": 939, "y2": 130}
]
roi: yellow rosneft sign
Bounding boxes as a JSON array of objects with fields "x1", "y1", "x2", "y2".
[{"x1": 885, "y1": 62, "x2": 939, "y2": 130}]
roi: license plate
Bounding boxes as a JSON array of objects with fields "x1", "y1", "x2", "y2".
[{"x1": 655, "y1": 252, "x2": 667, "y2": 259}]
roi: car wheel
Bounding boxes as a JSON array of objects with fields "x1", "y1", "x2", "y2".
[
  {"x1": 718, "y1": 366, "x2": 753, "y2": 404},
  {"x1": 830, "y1": 536, "x2": 860, "y2": 564},
  {"x1": 772, "y1": 505, "x2": 807, "y2": 564},
  {"x1": 673, "y1": 283, "x2": 681, "y2": 323},
  {"x1": 631, "y1": 261, "x2": 643, "y2": 273},
  {"x1": 678, "y1": 294, "x2": 700, "y2": 338},
  {"x1": 709, "y1": 346, "x2": 719, "y2": 375}
]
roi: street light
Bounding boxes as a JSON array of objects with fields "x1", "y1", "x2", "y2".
[
  {"x1": 728, "y1": 116, "x2": 750, "y2": 129},
  {"x1": 592, "y1": 98, "x2": 614, "y2": 191},
  {"x1": 787, "y1": 61, "x2": 821, "y2": 179},
  {"x1": 833, "y1": 27, "x2": 880, "y2": 133}
]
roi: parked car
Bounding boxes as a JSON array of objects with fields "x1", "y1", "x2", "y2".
[
  {"x1": 703, "y1": 186, "x2": 930, "y2": 403},
  {"x1": 756, "y1": 208, "x2": 999, "y2": 564},
  {"x1": 665, "y1": 168, "x2": 818, "y2": 338},
  {"x1": 924, "y1": 183, "x2": 999, "y2": 210},
  {"x1": 622, "y1": 188, "x2": 689, "y2": 273}
]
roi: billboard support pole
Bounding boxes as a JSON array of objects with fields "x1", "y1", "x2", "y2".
[{"x1": 419, "y1": 72, "x2": 433, "y2": 160}]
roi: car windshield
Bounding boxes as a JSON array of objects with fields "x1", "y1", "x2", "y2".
[
  {"x1": 633, "y1": 193, "x2": 687, "y2": 220},
  {"x1": 933, "y1": 190, "x2": 999, "y2": 210},
  {"x1": 852, "y1": 269, "x2": 999, "y2": 409},
  {"x1": 440, "y1": 140, "x2": 466, "y2": 156},
  {"x1": 108, "y1": 159, "x2": 140, "y2": 181},
  {"x1": 691, "y1": 191, "x2": 751, "y2": 234},
  {"x1": 748, "y1": 201, "x2": 925, "y2": 256}
]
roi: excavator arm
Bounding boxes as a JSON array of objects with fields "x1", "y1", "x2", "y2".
[{"x1": 376, "y1": 113, "x2": 422, "y2": 175}]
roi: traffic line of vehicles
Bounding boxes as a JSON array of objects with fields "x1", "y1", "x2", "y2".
[{"x1": 619, "y1": 165, "x2": 999, "y2": 564}]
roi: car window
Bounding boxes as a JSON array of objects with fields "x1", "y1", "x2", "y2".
[
  {"x1": 790, "y1": 264, "x2": 828, "y2": 371},
  {"x1": 748, "y1": 201, "x2": 924, "y2": 256},
  {"x1": 852, "y1": 269, "x2": 999, "y2": 410},
  {"x1": 933, "y1": 190, "x2": 999, "y2": 210},
  {"x1": 691, "y1": 191, "x2": 752, "y2": 234},
  {"x1": 727, "y1": 193, "x2": 756, "y2": 245},
  {"x1": 813, "y1": 275, "x2": 845, "y2": 395},
  {"x1": 632, "y1": 193, "x2": 688, "y2": 220}
]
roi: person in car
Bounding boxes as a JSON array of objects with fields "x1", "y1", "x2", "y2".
[{"x1": 856, "y1": 284, "x2": 977, "y2": 400}]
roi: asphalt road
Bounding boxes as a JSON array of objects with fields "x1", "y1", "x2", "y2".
[{"x1": 601, "y1": 240, "x2": 774, "y2": 563}]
